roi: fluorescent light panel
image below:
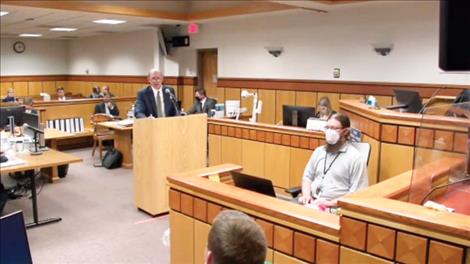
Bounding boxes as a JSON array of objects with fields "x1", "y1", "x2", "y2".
[
  {"x1": 50, "y1": 27, "x2": 77, "y2": 32},
  {"x1": 93, "y1": 19, "x2": 126, "y2": 25},
  {"x1": 19, "y1": 33, "x2": 42, "y2": 37},
  {"x1": 0, "y1": 11, "x2": 9, "y2": 16}
]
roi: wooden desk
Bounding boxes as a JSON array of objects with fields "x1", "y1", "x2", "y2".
[
  {"x1": 339, "y1": 157, "x2": 469, "y2": 263},
  {"x1": 340, "y1": 99, "x2": 469, "y2": 184},
  {"x1": 168, "y1": 162, "x2": 469, "y2": 264},
  {"x1": 44, "y1": 128, "x2": 93, "y2": 150},
  {"x1": 98, "y1": 121, "x2": 133, "y2": 168},
  {"x1": 167, "y1": 164, "x2": 340, "y2": 264},
  {"x1": 208, "y1": 118, "x2": 325, "y2": 190},
  {"x1": 1, "y1": 149, "x2": 82, "y2": 228}
]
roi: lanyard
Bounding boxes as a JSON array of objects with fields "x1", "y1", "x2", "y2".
[{"x1": 323, "y1": 152, "x2": 341, "y2": 175}]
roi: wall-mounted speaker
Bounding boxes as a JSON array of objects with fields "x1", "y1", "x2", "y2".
[
  {"x1": 172, "y1": 36, "x2": 190, "y2": 47},
  {"x1": 439, "y1": 1, "x2": 470, "y2": 71}
]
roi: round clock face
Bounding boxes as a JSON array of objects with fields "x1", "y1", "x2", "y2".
[{"x1": 13, "y1": 41, "x2": 26, "y2": 53}]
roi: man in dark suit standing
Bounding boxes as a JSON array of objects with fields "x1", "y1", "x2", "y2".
[
  {"x1": 187, "y1": 88, "x2": 217, "y2": 116},
  {"x1": 134, "y1": 69, "x2": 179, "y2": 118},
  {"x1": 94, "y1": 93, "x2": 119, "y2": 117}
]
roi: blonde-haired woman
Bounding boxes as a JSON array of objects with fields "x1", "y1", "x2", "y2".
[{"x1": 316, "y1": 97, "x2": 336, "y2": 120}]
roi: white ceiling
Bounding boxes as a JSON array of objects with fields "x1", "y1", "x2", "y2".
[{"x1": 0, "y1": 1, "x2": 365, "y2": 39}]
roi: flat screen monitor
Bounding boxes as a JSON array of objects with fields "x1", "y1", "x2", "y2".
[
  {"x1": 0, "y1": 211, "x2": 33, "y2": 264},
  {"x1": 23, "y1": 111, "x2": 39, "y2": 129},
  {"x1": 232, "y1": 171, "x2": 276, "y2": 197},
  {"x1": 283, "y1": 105, "x2": 315, "y2": 127},
  {"x1": 0, "y1": 106, "x2": 25, "y2": 129},
  {"x1": 393, "y1": 89, "x2": 423, "y2": 113}
]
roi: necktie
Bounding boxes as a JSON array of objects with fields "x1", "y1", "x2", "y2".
[{"x1": 156, "y1": 90, "x2": 164, "y2": 117}]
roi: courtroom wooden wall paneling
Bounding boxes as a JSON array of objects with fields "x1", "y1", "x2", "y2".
[
  {"x1": 375, "y1": 95, "x2": 393, "y2": 107},
  {"x1": 289, "y1": 148, "x2": 312, "y2": 188},
  {"x1": 182, "y1": 85, "x2": 195, "y2": 112},
  {"x1": 273, "y1": 251, "x2": 308, "y2": 264},
  {"x1": 276, "y1": 90, "x2": 296, "y2": 124},
  {"x1": 1, "y1": 82, "x2": 13, "y2": 97},
  {"x1": 339, "y1": 246, "x2": 393, "y2": 264},
  {"x1": 266, "y1": 248, "x2": 274, "y2": 264},
  {"x1": 265, "y1": 143, "x2": 291, "y2": 188},
  {"x1": 317, "y1": 92, "x2": 340, "y2": 113},
  {"x1": 295, "y1": 91, "x2": 317, "y2": 108},
  {"x1": 43, "y1": 81, "x2": 57, "y2": 96},
  {"x1": 340, "y1": 93, "x2": 363, "y2": 102},
  {"x1": 28, "y1": 81, "x2": 43, "y2": 96},
  {"x1": 194, "y1": 220, "x2": 211, "y2": 264},
  {"x1": 362, "y1": 135, "x2": 380, "y2": 185},
  {"x1": 379, "y1": 143, "x2": 414, "y2": 182},
  {"x1": 225, "y1": 88, "x2": 241, "y2": 101},
  {"x1": 208, "y1": 134, "x2": 222, "y2": 166},
  {"x1": 258, "y1": 89, "x2": 276, "y2": 124},
  {"x1": 241, "y1": 139, "x2": 265, "y2": 178},
  {"x1": 13, "y1": 82, "x2": 28, "y2": 97},
  {"x1": 215, "y1": 87, "x2": 225, "y2": 104},
  {"x1": 220, "y1": 136, "x2": 242, "y2": 165},
  {"x1": 170, "y1": 211, "x2": 194, "y2": 264}
]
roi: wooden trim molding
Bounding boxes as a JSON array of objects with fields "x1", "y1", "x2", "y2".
[
  {"x1": 0, "y1": 75, "x2": 198, "y2": 85},
  {"x1": 217, "y1": 77, "x2": 468, "y2": 97}
]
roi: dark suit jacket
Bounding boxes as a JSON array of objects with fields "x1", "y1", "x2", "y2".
[
  {"x1": 187, "y1": 97, "x2": 217, "y2": 115},
  {"x1": 134, "y1": 86, "x2": 178, "y2": 118},
  {"x1": 2, "y1": 96, "x2": 16, "y2": 103},
  {"x1": 95, "y1": 102, "x2": 120, "y2": 116}
]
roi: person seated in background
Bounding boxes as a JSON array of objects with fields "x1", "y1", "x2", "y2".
[
  {"x1": 298, "y1": 113, "x2": 368, "y2": 211},
  {"x1": 187, "y1": 88, "x2": 217, "y2": 115},
  {"x1": 94, "y1": 93, "x2": 119, "y2": 117},
  {"x1": 23, "y1": 97, "x2": 37, "y2": 114},
  {"x1": 89, "y1": 86, "x2": 103, "y2": 99},
  {"x1": 56, "y1": 87, "x2": 67, "y2": 101},
  {"x1": 205, "y1": 210, "x2": 267, "y2": 264},
  {"x1": 2, "y1": 88, "x2": 16, "y2": 102},
  {"x1": 102, "y1": 86, "x2": 115, "y2": 97},
  {"x1": 446, "y1": 89, "x2": 470, "y2": 118},
  {"x1": 315, "y1": 97, "x2": 336, "y2": 120}
]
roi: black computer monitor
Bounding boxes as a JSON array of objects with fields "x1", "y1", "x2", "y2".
[
  {"x1": 0, "y1": 211, "x2": 33, "y2": 264},
  {"x1": 0, "y1": 106, "x2": 25, "y2": 129},
  {"x1": 282, "y1": 105, "x2": 315, "y2": 127},
  {"x1": 23, "y1": 111, "x2": 40, "y2": 129},
  {"x1": 232, "y1": 171, "x2": 276, "y2": 197},
  {"x1": 393, "y1": 89, "x2": 423, "y2": 113}
]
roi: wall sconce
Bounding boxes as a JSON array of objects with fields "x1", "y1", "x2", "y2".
[
  {"x1": 372, "y1": 43, "x2": 393, "y2": 56},
  {"x1": 265, "y1": 46, "x2": 283, "y2": 57}
]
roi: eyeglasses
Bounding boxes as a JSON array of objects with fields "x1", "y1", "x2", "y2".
[{"x1": 324, "y1": 126, "x2": 343, "y2": 130}]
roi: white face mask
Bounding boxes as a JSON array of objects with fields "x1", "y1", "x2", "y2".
[{"x1": 325, "y1": 129, "x2": 340, "y2": 145}]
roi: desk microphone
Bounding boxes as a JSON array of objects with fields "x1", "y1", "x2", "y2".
[{"x1": 165, "y1": 89, "x2": 181, "y2": 116}]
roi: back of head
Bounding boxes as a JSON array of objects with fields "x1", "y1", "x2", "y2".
[
  {"x1": 23, "y1": 96, "x2": 33, "y2": 107},
  {"x1": 208, "y1": 210, "x2": 267, "y2": 264}
]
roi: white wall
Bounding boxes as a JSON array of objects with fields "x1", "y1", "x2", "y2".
[
  {"x1": 68, "y1": 29, "x2": 159, "y2": 76},
  {"x1": 0, "y1": 38, "x2": 68, "y2": 75},
  {"x1": 167, "y1": 1, "x2": 469, "y2": 84}
]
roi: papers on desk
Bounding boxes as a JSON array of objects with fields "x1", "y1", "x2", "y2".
[
  {"x1": 116, "y1": 119, "x2": 134, "y2": 127},
  {"x1": 0, "y1": 157, "x2": 26, "y2": 168},
  {"x1": 306, "y1": 118, "x2": 327, "y2": 131}
]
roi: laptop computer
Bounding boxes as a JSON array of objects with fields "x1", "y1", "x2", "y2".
[{"x1": 232, "y1": 172, "x2": 298, "y2": 203}]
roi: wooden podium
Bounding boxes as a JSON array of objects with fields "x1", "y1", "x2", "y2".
[{"x1": 133, "y1": 114, "x2": 207, "y2": 215}]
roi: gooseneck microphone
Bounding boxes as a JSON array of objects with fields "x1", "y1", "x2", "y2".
[{"x1": 165, "y1": 89, "x2": 181, "y2": 116}]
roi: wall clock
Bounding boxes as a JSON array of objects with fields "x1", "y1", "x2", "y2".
[{"x1": 13, "y1": 41, "x2": 26, "y2": 53}]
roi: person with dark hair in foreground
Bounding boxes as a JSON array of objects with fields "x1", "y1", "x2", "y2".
[
  {"x1": 298, "y1": 113, "x2": 368, "y2": 210},
  {"x1": 205, "y1": 210, "x2": 267, "y2": 264}
]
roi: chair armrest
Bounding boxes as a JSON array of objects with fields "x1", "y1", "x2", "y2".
[{"x1": 285, "y1": 186, "x2": 302, "y2": 198}]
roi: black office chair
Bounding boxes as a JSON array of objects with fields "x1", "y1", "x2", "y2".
[
  {"x1": 286, "y1": 142, "x2": 371, "y2": 198},
  {"x1": 0, "y1": 211, "x2": 33, "y2": 264}
]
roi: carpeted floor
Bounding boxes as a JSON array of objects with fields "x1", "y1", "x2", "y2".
[{"x1": 2, "y1": 148, "x2": 170, "y2": 264}]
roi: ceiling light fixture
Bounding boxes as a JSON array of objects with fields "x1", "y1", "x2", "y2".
[
  {"x1": 50, "y1": 27, "x2": 77, "y2": 32},
  {"x1": 19, "y1": 33, "x2": 42, "y2": 37},
  {"x1": 0, "y1": 11, "x2": 9, "y2": 16},
  {"x1": 93, "y1": 19, "x2": 126, "y2": 25}
]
